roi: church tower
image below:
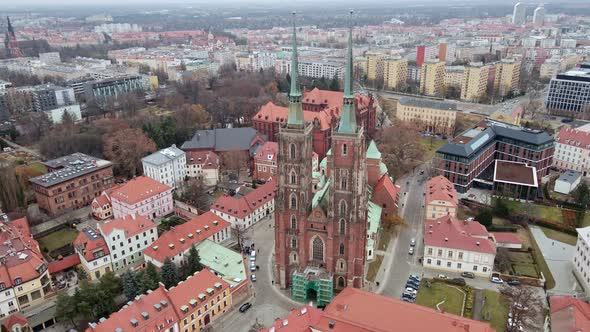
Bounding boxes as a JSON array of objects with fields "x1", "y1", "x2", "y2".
[
  {"x1": 326, "y1": 10, "x2": 368, "y2": 289},
  {"x1": 274, "y1": 12, "x2": 314, "y2": 290}
]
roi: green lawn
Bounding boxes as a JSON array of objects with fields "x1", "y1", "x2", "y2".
[
  {"x1": 377, "y1": 227, "x2": 393, "y2": 251},
  {"x1": 499, "y1": 199, "x2": 563, "y2": 223},
  {"x1": 415, "y1": 280, "x2": 465, "y2": 317},
  {"x1": 419, "y1": 137, "x2": 446, "y2": 161},
  {"x1": 539, "y1": 226, "x2": 578, "y2": 246},
  {"x1": 480, "y1": 290, "x2": 509, "y2": 332},
  {"x1": 366, "y1": 255, "x2": 384, "y2": 282},
  {"x1": 37, "y1": 228, "x2": 79, "y2": 252},
  {"x1": 512, "y1": 263, "x2": 539, "y2": 278},
  {"x1": 527, "y1": 228, "x2": 556, "y2": 289}
]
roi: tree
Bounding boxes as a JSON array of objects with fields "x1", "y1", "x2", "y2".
[
  {"x1": 98, "y1": 272, "x2": 122, "y2": 297},
  {"x1": 181, "y1": 178, "x2": 209, "y2": 210},
  {"x1": 475, "y1": 208, "x2": 493, "y2": 228},
  {"x1": 574, "y1": 182, "x2": 590, "y2": 208},
  {"x1": 231, "y1": 224, "x2": 250, "y2": 251},
  {"x1": 160, "y1": 257, "x2": 179, "y2": 288},
  {"x1": 329, "y1": 75, "x2": 340, "y2": 91},
  {"x1": 221, "y1": 151, "x2": 249, "y2": 179},
  {"x1": 76, "y1": 266, "x2": 88, "y2": 281},
  {"x1": 122, "y1": 270, "x2": 140, "y2": 301},
  {"x1": 493, "y1": 198, "x2": 511, "y2": 219},
  {"x1": 103, "y1": 128, "x2": 157, "y2": 177},
  {"x1": 55, "y1": 293, "x2": 78, "y2": 328},
  {"x1": 138, "y1": 262, "x2": 160, "y2": 293},
  {"x1": 376, "y1": 121, "x2": 425, "y2": 179},
  {"x1": 382, "y1": 214, "x2": 406, "y2": 230},
  {"x1": 500, "y1": 285, "x2": 543, "y2": 332},
  {"x1": 185, "y1": 244, "x2": 204, "y2": 277},
  {"x1": 0, "y1": 165, "x2": 25, "y2": 212},
  {"x1": 494, "y1": 248, "x2": 511, "y2": 273}
]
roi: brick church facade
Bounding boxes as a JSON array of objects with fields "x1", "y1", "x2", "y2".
[{"x1": 274, "y1": 13, "x2": 399, "y2": 306}]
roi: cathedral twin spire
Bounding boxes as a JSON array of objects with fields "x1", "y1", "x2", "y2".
[{"x1": 287, "y1": 11, "x2": 357, "y2": 134}]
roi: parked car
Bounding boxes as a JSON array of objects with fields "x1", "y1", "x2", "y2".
[
  {"x1": 408, "y1": 247, "x2": 414, "y2": 255},
  {"x1": 405, "y1": 282, "x2": 420, "y2": 290},
  {"x1": 250, "y1": 265, "x2": 256, "y2": 272},
  {"x1": 251, "y1": 250, "x2": 256, "y2": 258},
  {"x1": 250, "y1": 274, "x2": 256, "y2": 282},
  {"x1": 410, "y1": 239, "x2": 416, "y2": 247},
  {"x1": 402, "y1": 291, "x2": 416, "y2": 299},
  {"x1": 409, "y1": 275, "x2": 421, "y2": 282},
  {"x1": 249, "y1": 255, "x2": 256, "y2": 261},
  {"x1": 451, "y1": 278, "x2": 466, "y2": 286},
  {"x1": 404, "y1": 287, "x2": 417, "y2": 295},
  {"x1": 239, "y1": 303, "x2": 252, "y2": 313},
  {"x1": 437, "y1": 274, "x2": 447, "y2": 279},
  {"x1": 461, "y1": 272, "x2": 475, "y2": 279},
  {"x1": 490, "y1": 276, "x2": 504, "y2": 284},
  {"x1": 507, "y1": 280, "x2": 521, "y2": 286}
]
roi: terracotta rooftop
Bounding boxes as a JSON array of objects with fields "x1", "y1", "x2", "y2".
[
  {"x1": 186, "y1": 150, "x2": 220, "y2": 169},
  {"x1": 254, "y1": 101, "x2": 336, "y2": 131},
  {"x1": 109, "y1": 176, "x2": 172, "y2": 205},
  {"x1": 550, "y1": 295, "x2": 590, "y2": 332},
  {"x1": 48, "y1": 254, "x2": 80, "y2": 274},
  {"x1": 259, "y1": 305, "x2": 323, "y2": 332},
  {"x1": 373, "y1": 174, "x2": 400, "y2": 204},
  {"x1": 143, "y1": 211, "x2": 231, "y2": 264},
  {"x1": 493, "y1": 160, "x2": 538, "y2": 187},
  {"x1": 490, "y1": 232, "x2": 523, "y2": 246},
  {"x1": 254, "y1": 141, "x2": 278, "y2": 163},
  {"x1": 556, "y1": 126, "x2": 590, "y2": 148},
  {"x1": 424, "y1": 216, "x2": 496, "y2": 254},
  {"x1": 73, "y1": 228, "x2": 110, "y2": 262},
  {"x1": 98, "y1": 214, "x2": 157, "y2": 239},
  {"x1": 211, "y1": 178, "x2": 277, "y2": 219},
  {"x1": 426, "y1": 176, "x2": 458, "y2": 207}
]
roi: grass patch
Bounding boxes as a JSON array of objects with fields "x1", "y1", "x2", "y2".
[
  {"x1": 415, "y1": 280, "x2": 465, "y2": 317},
  {"x1": 512, "y1": 263, "x2": 539, "y2": 278},
  {"x1": 419, "y1": 137, "x2": 446, "y2": 161},
  {"x1": 539, "y1": 226, "x2": 577, "y2": 246},
  {"x1": 366, "y1": 255, "x2": 384, "y2": 282},
  {"x1": 496, "y1": 199, "x2": 564, "y2": 223},
  {"x1": 480, "y1": 290, "x2": 509, "y2": 332},
  {"x1": 37, "y1": 228, "x2": 79, "y2": 253},
  {"x1": 507, "y1": 251, "x2": 534, "y2": 264},
  {"x1": 582, "y1": 213, "x2": 590, "y2": 228},
  {"x1": 377, "y1": 227, "x2": 393, "y2": 251},
  {"x1": 527, "y1": 228, "x2": 556, "y2": 289}
]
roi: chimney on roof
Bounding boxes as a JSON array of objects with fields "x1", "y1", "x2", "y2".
[
  {"x1": 476, "y1": 241, "x2": 480, "y2": 246},
  {"x1": 444, "y1": 237, "x2": 448, "y2": 242},
  {"x1": 131, "y1": 214, "x2": 136, "y2": 220},
  {"x1": 328, "y1": 320, "x2": 335, "y2": 329}
]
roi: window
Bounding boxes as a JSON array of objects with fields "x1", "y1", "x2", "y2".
[
  {"x1": 473, "y1": 265, "x2": 478, "y2": 271},
  {"x1": 290, "y1": 215, "x2": 296, "y2": 229},
  {"x1": 290, "y1": 194, "x2": 297, "y2": 209},
  {"x1": 339, "y1": 219, "x2": 346, "y2": 235},
  {"x1": 427, "y1": 258, "x2": 431, "y2": 264},
  {"x1": 427, "y1": 248, "x2": 433, "y2": 255},
  {"x1": 291, "y1": 237, "x2": 297, "y2": 248},
  {"x1": 341, "y1": 176, "x2": 347, "y2": 190},
  {"x1": 342, "y1": 144, "x2": 348, "y2": 156},
  {"x1": 339, "y1": 200, "x2": 347, "y2": 216},
  {"x1": 458, "y1": 252, "x2": 464, "y2": 259},
  {"x1": 483, "y1": 267, "x2": 488, "y2": 273},
  {"x1": 457, "y1": 263, "x2": 462, "y2": 269},
  {"x1": 437, "y1": 249, "x2": 442, "y2": 257},
  {"x1": 290, "y1": 144, "x2": 296, "y2": 159},
  {"x1": 312, "y1": 237, "x2": 324, "y2": 262},
  {"x1": 436, "y1": 260, "x2": 441, "y2": 266},
  {"x1": 290, "y1": 170, "x2": 297, "y2": 185},
  {"x1": 448, "y1": 251, "x2": 453, "y2": 258},
  {"x1": 447, "y1": 262, "x2": 451, "y2": 267},
  {"x1": 339, "y1": 243, "x2": 345, "y2": 255}
]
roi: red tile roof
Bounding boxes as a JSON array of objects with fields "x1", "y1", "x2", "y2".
[
  {"x1": 186, "y1": 150, "x2": 220, "y2": 169},
  {"x1": 211, "y1": 178, "x2": 277, "y2": 219},
  {"x1": 92, "y1": 194, "x2": 111, "y2": 208},
  {"x1": 167, "y1": 268, "x2": 229, "y2": 319},
  {"x1": 86, "y1": 286, "x2": 178, "y2": 332},
  {"x1": 73, "y1": 229, "x2": 110, "y2": 262},
  {"x1": 99, "y1": 214, "x2": 157, "y2": 239},
  {"x1": 259, "y1": 305, "x2": 323, "y2": 332},
  {"x1": 424, "y1": 216, "x2": 496, "y2": 254},
  {"x1": 2, "y1": 314, "x2": 28, "y2": 330},
  {"x1": 48, "y1": 254, "x2": 80, "y2": 274},
  {"x1": 550, "y1": 295, "x2": 590, "y2": 332},
  {"x1": 254, "y1": 141, "x2": 278, "y2": 163},
  {"x1": 143, "y1": 212, "x2": 230, "y2": 264},
  {"x1": 490, "y1": 232, "x2": 523, "y2": 245},
  {"x1": 109, "y1": 176, "x2": 172, "y2": 205},
  {"x1": 556, "y1": 126, "x2": 590, "y2": 148},
  {"x1": 426, "y1": 176, "x2": 458, "y2": 208},
  {"x1": 254, "y1": 102, "x2": 336, "y2": 131},
  {"x1": 373, "y1": 174, "x2": 400, "y2": 203},
  {"x1": 0, "y1": 218, "x2": 47, "y2": 286}
]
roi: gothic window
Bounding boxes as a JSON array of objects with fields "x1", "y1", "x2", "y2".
[
  {"x1": 291, "y1": 237, "x2": 297, "y2": 249},
  {"x1": 290, "y1": 170, "x2": 297, "y2": 185},
  {"x1": 339, "y1": 219, "x2": 346, "y2": 235},
  {"x1": 290, "y1": 194, "x2": 297, "y2": 209},
  {"x1": 342, "y1": 144, "x2": 348, "y2": 156},
  {"x1": 339, "y1": 243, "x2": 345, "y2": 255},
  {"x1": 339, "y1": 200, "x2": 347, "y2": 216},
  {"x1": 289, "y1": 144, "x2": 296, "y2": 159},
  {"x1": 290, "y1": 215, "x2": 297, "y2": 229},
  {"x1": 337, "y1": 277, "x2": 345, "y2": 288},
  {"x1": 312, "y1": 236, "x2": 324, "y2": 262}
]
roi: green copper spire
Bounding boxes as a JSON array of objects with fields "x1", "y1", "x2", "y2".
[
  {"x1": 337, "y1": 10, "x2": 357, "y2": 134},
  {"x1": 287, "y1": 11, "x2": 304, "y2": 128}
]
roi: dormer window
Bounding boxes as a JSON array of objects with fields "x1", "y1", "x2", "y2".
[{"x1": 14, "y1": 277, "x2": 22, "y2": 285}]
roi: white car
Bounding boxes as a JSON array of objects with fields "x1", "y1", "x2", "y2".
[
  {"x1": 491, "y1": 276, "x2": 504, "y2": 284},
  {"x1": 410, "y1": 239, "x2": 416, "y2": 247},
  {"x1": 437, "y1": 274, "x2": 447, "y2": 279},
  {"x1": 408, "y1": 247, "x2": 414, "y2": 255},
  {"x1": 404, "y1": 287, "x2": 417, "y2": 295}
]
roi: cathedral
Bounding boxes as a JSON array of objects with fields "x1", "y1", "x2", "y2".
[{"x1": 274, "y1": 12, "x2": 399, "y2": 306}]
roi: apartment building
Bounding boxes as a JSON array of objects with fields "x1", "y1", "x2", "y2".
[
  {"x1": 420, "y1": 60, "x2": 446, "y2": 97},
  {"x1": 109, "y1": 176, "x2": 173, "y2": 220},
  {"x1": 494, "y1": 58, "x2": 521, "y2": 98},
  {"x1": 444, "y1": 66, "x2": 465, "y2": 88},
  {"x1": 573, "y1": 226, "x2": 590, "y2": 297},
  {"x1": 252, "y1": 141, "x2": 278, "y2": 182},
  {"x1": 366, "y1": 53, "x2": 386, "y2": 82},
  {"x1": 299, "y1": 60, "x2": 344, "y2": 80},
  {"x1": 425, "y1": 176, "x2": 458, "y2": 220},
  {"x1": 86, "y1": 269, "x2": 232, "y2": 332},
  {"x1": 143, "y1": 211, "x2": 231, "y2": 268},
  {"x1": 98, "y1": 214, "x2": 158, "y2": 273},
  {"x1": 0, "y1": 218, "x2": 52, "y2": 316},
  {"x1": 383, "y1": 57, "x2": 407, "y2": 91},
  {"x1": 210, "y1": 179, "x2": 276, "y2": 229},
  {"x1": 553, "y1": 126, "x2": 590, "y2": 175},
  {"x1": 461, "y1": 63, "x2": 490, "y2": 102},
  {"x1": 83, "y1": 75, "x2": 148, "y2": 103},
  {"x1": 546, "y1": 65, "x2": 590, "y2": 117},
  {"x1": 435, "y1": 119, "x2": 554, "y2": 193},
  {"x1": 142, "y1": 145, "x2": 186, "y2": 189},
  {"x1": 2, "y1": 84, "x2": 75, "y2": 114},
  {"x1": 73, "y1": 228, "x2": 112, "y2": 280},
  {"x1": 29, "y1": 153, "x2": 114, "y2": 216},
  {"x1": 424, "y1": 216, "x2": 496, "y2": 277},
  {"x1": 395, "y1": 97, "x2": 457, "y2": 136},
  {"x1": 185, "y1": 150, "x2": 220, "y2": 186}
]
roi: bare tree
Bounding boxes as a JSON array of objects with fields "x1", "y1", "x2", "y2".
[
  {"x1": 180, "y1": 178, "x2": 209, "y2": 211},
  {"x1": 376, "y1": 120, "x2": 425, "y2": 179},
  {"x1": 231, "y1": 224, "x2": 250, "y2": 251},
  {"x1": 221, "y1": 151, "x2": 249, "y2": 179},
  {"x1": 500, "y1": 285, "x2": 544, "y2": 332}
]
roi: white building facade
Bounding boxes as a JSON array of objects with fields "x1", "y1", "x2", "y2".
[
  {"x1": 142, "y1": 145, "x2": 186, "y2": 189},
  {"x1": 573, "y1": 227, "x2": 590, "y2": 297}
]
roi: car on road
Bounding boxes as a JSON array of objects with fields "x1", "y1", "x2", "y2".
[
  {"x1": 490, "y1": 276, "x2": 504, "y2": 284},
  {"x1": 250, "y1": 255, "x2": 256, "y2": 261},
  {"x1": 451, "y1": 278, "x2": 466, "y2": 286},
  {"x1": 461, "y1": 272, "x2": 475, "y2": 279},
  {"x1": 239, "y1": 303, "x2": 252, "y2": 313},
  {"x1": 250, "y1": 274, "x2": 256, "y2": 282},
  {"x1": 251, "y1": 250, "x2": 256, "y2": 258},
  {"x1": 437, "y1": 274, "x2": 447, "y2": 279},
  {"x1": 507, "y1": 280, "x2": 521, "y2": 286},
  {"x1": 250, "y1": 264, "x2": 256, "y2": 272},
  {"x1": 410, "y1": 239, "x2": 416, "y2": 247},
  {"x1": 408, "y1": 247, "x2": 414, "y2": 255}
]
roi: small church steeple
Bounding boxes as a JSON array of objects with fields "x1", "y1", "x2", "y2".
[
  {"x1": 287, "y1": 11, "x2": 304, "y2": 128},
  {"x1": 337, "y1": 10, "x2": 357, "y2": 134}
]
